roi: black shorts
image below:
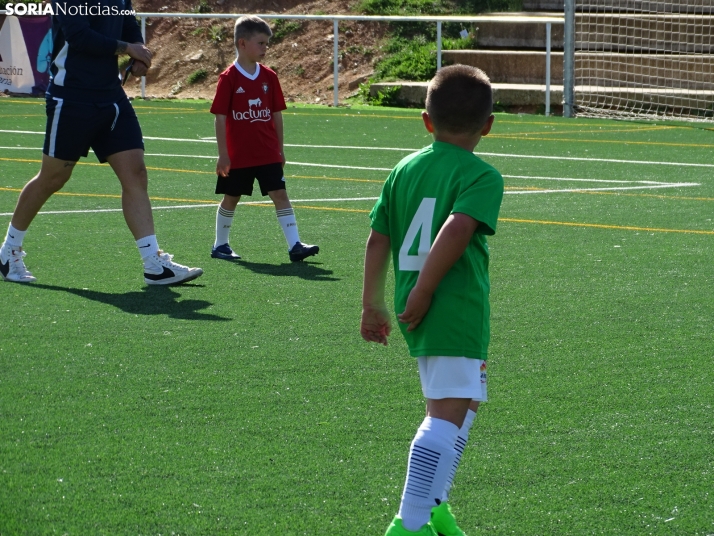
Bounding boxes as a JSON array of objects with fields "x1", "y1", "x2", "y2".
[
  {"x1": 42, "y1": 95, "x2": 144, "y2": 163},
  {"x1": 216, "y1": 162, "x2": 286, "y2": 197}
]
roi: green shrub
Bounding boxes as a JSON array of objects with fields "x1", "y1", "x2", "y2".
[
  {"x1": 189, "y1": 0, "x2": 211, "y2": 14},
  {"x1": 187, "y1": 69, "x2": 208, "y2": 84},
  {"x1": 371, "y1": 85, "x2": 405, "y2": 106},
  {"x1": 376, "y1": 37, "x2": 436, "y2": 81},
  {"x1": 271, "y1": 20, "x2": 304, "y2": 41},
  {"x1": 352, "y1": 80, "x2": 405, "y2": 107},
  {"x1": 208, "y1": 25, "x2": 226, "y2": 44},
  {"x1": 357, "y1": 0, "x2": 522, "y2": 14}
]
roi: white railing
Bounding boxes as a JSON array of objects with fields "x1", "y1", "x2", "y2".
[
  {"x1": 136, "y1": 13, "x2": 563, "y2": 113},
  {"x1": 0, "y1": 11, "x2": 564, "y2": 113}
]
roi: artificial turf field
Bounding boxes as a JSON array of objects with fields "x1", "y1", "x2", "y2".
[{"x1": 0, "y1": 98, "x2": 712, "y2": 535}]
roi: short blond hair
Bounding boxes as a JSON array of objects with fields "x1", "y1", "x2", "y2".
[
  {"x1": 234, "y1": 15, "x2": 272, "y2": 46},
  {"x1": 426, "y1": 65, "x2": 493, "y2": 135}
]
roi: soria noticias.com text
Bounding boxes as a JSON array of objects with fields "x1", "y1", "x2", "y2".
[{"x1": 4, "y1": 3, "x2": 136, "y2": 16}]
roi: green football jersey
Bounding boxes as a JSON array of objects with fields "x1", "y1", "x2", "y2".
[{"x1": 370, "y1": 141, "x2": 504, "y2": 359}]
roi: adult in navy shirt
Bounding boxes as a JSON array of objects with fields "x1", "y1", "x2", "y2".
[{"x1": 0, "y1": 0, "x2": 203, "y2": 285}]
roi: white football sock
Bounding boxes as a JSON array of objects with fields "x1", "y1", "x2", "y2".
[
  {"x1": 215, "y1": 205, "x2": 235, "y2": 247},
  {"x1": 136, "y1": 235, "x2": 159, "y2": 260},
  {"x1": 4, "y1": 224, "x2": 26, "y2": 248},
  {"x1": 398, "y1": 417, "x2": 459, "y2": 532},
  {"x1": 442, "y1": 408, "x2": 477, "y2": 502},
  {"x1": 276, "y1": 207, "x2": 300, "y2": 248}
]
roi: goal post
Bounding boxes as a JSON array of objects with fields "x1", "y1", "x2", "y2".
[{"x1": 566, "y1": 0, "x2": 714, "y2": 121}]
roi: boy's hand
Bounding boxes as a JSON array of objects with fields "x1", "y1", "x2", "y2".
[
  {"x1": 361, "y1": 305, "x2": 391, "y2": 346},
  {"x1": 398, "y1": 286, "x2": 433, "y2": 332},
  {"x1": 216, "y1": 155, "x2": 231, "y2": 177}
]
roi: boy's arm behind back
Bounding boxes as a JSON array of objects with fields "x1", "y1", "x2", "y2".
[{"x1": 398, "y1": 212, "x2": 479, "y2": 332}]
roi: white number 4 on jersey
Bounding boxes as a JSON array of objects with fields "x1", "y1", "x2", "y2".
[{"x1": 398, "y1": 197, "x2": 436, "y2": 272}]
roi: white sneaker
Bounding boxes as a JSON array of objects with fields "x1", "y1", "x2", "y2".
[
  {"x1": 143, "y1": 250, "x2": 203, "y2": 285},
  {"x1": 0, "y1": 242, "x2": 37, "y2": 283}
]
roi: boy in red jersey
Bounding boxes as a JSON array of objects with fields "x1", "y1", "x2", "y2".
[{"x1": 209, "y1": 15, "x2": 318, "y2": 262}]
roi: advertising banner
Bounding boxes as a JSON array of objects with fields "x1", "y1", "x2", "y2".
[{"x1": 0, "y1": 14, "x2": 52, "y2": 94}]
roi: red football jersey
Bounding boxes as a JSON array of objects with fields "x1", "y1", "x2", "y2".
[{"x1": 210, "y1": 61, "x2": 287, "y2": 169}]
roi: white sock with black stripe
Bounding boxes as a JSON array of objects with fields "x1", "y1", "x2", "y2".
[
  {"x1": 276, "y1": 207, "x2": 300, "y2": 248},
  {"x1": 215, "y1": 205, "x2": 235, "y2": 247},
  {"x1": 398, "y1": 417, "x2": 459, "y2": 531},
  {"x1": 441, "y1": 408, "x2": 477, "y2": 502}
]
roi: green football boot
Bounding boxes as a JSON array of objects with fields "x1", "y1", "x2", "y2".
[
  {"x1": 385, "y1": 516, "x2": 438, "y2": 536},
  {"x1": 430, "y1": 502, "x2": 466, "y2": 536}
]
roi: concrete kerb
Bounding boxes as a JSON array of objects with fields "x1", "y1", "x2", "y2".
[{"x1": 369, "y1": 82, "x2": 564, "y2": 108}]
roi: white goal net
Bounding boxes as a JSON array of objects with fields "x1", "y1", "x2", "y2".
[{"x1": 574, "y1": 0, "x2": 714, "y2": 121}]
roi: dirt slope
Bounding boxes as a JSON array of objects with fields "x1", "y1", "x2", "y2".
[{"x1": 127, "y1": 0, "x2": 387, "y2": 101}]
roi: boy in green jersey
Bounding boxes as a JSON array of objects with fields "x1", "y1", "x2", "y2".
[{"x1": 361, "y1": 65, "x2": 504, "y2": 536}]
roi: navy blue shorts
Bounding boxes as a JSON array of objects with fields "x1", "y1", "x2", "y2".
[
  {"x1": 42, "y1": 95, "x2": 144, "y2": 163},
  {"x1": 215, "y1": 162, "x2": 286, "y2": 197}
]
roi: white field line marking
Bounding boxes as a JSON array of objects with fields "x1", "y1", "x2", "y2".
[
  {"x1": 1, "y1": 146, "x2": 692, "y2": 186},
  {"x1": 0, "y1": 197, "x2": 380, "y2": 217},
  {"x1": 509, "y1": 183, "x2": 698, "y2": 194},
  {"x1": 2, "y1": 130, "x2": 714, "y2": 169},
  {"x1": 0, "y1": 130, "x2": 46, "y2": 135},
  {"x1": 0, "y1": 181, "x2": 699, "y2": 218},
  {"x1": 503, "y1": 175, "x2": 671, "y2": 185},
  {"x1": 475, "y1": 151, "x2": 714, "y2": 168}
]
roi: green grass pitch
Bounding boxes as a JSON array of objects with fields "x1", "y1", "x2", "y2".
[{"x1": 0, "y1": 98, "x2": 713, "y2": 535}]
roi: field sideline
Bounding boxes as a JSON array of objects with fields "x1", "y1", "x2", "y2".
[{"x1": 0, "y1": 98, "x2": 712, "y2": 535}]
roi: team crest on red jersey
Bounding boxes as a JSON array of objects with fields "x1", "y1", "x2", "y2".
[{"x1": 262, "y1": 82, "x2": 269, "y2": 94}]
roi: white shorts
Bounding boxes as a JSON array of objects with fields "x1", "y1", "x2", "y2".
[{"x1": 417, "y1": 356, "x2": 488, "y2": 401}]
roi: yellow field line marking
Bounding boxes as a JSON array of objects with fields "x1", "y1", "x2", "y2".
[
  {"x1": 0, "y1": 100, "x2": 205, "y2": 111},
  {"x1": 0, "y1": 186, "x2": 218, "y2": 204},
  {"x1": 501, "y1": 217, "x2": 714, "y2": 235},
  {"x1": 1, "y1": 184, "x2": 710, "y2": 234},
  {"x1": 136, "y1": 111, "x2": 206, "y2": 115},
  {"x1": 502, "y1": 125, "x2": 676, "y2": 136},
  {"x1": 0, "y1": 156, "x2": 387, "y2": 183},
  {"x1": 0, "y1": 158, "x2": 705, "y2": 200},
  {"x1": 506, "y1": 186, "x2": 543, "y2": 191},
  {"x1": 283, "y1": 113, "x2": 690, "y2": 132},
  {"x1": 577, "y1": 190, "x2": 714, "y2": 202},
  {"x1": 0, "y1": 100, "x2": 43, "y2": 105},
  {"x1": 284, "y1": 111, "x2": 422, "y2": 120},
  {"x1": 0, "y1": 156, "x2": 102, "y2": 166},
  {"x1": 290, "y1": 174, "x2": 382, "y2": 183},
  {"x1": 488, "y1": 134, "x2": 714, "y2": 149},
  {"x1": 146, "y1": 165, "x2": 213, "y2": 174},
  {"x1": 291, "y1": 205, "x2": 370, "y2": 213},
  {"x1": 133, "y1": 106, "x2": 202, "y2": 111}
]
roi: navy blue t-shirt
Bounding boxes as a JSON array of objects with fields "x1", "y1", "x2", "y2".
[{"x1": 47, "y1": 0, "x2": 143, "y2": 103}]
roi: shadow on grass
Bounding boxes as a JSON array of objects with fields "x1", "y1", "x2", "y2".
[
  {"x1": 236, "y1": 260, "x2": 340, "y2": 281},
  {"x1": 32, "y1": 284, "x2": 231, "y2": 321}
]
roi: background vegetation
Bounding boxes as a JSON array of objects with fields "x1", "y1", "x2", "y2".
[{"x1": 353, "y1": 0, "x2": 523, "y2": 104}]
